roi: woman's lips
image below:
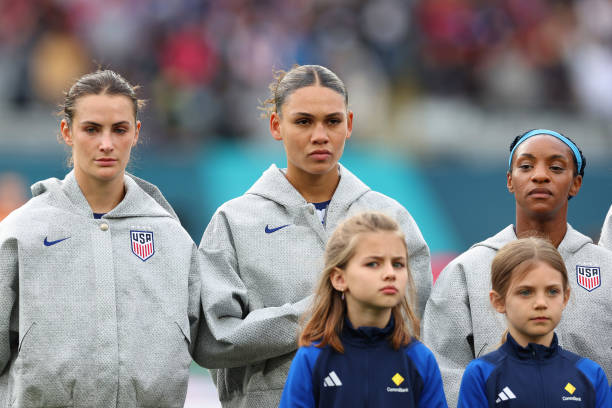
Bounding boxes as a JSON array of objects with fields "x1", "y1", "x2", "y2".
[
  {"x1": 95, "y1": 158, "x2": 117, "y2": 166},
  {"x1": 309, "y1": 150, "x2": 332, "y2": 160},
  {"x1": 528, "y1": 188, "x2": 552, "y2": 198}
]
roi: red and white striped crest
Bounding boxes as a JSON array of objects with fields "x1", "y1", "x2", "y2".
[
  {"x1": 131, "y1": 230, "x2": 155, "y2": 261},
  {"x1": 576, "y1": 266, "x2": 600, "y2": 292}
]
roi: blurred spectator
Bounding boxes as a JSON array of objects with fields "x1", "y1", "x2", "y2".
[
  {"x1": 1, "y1": 0, "x2": 90, "y2": 107},
  {"x1": 0, "y1": 173, "x2": 27, "y2": 221},
  {"x1": 30, "y1": 31, "x2": 90, "y2": 104},
  {"x1": 565, "y1": 0, "x2": 612, "y2": 118}
]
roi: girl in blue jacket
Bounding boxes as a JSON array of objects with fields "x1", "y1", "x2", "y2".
[
  {"x1": 458, "y1": 237, "x2": 612, "y2": 407},
  {"x1": 279, "y1": 211, "x2": 447, "y2": 407}
]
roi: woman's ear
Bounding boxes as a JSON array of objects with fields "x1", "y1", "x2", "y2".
[
  {"x1": 60, "y1": 119, "x2": 73, "y2": 146},
  {"x1": 568, "y1": 174, "x2": 582, "y2": 198},
  {"x1": 330, "y1": 267, "x2": 346, "y2": 292},
  {"x1": 133, "y1": 120, "x2": 141, "y2": 146},
  {"x1": 270, "y1": 112, "x2": 282, "y2": 141},
  {"x1": 506, "y1": 171, "x2": 514, "y2": 194},
  {"x1": 490, "y1": 290, "x2": 506, "y2": 314},
  {"x1": 345, "y1": 110, "x2": 353, "y2": 140}
]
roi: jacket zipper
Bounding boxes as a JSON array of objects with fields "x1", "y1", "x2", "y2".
[
  {"x1": 535, "y1": 351, "x2": 547, "y2": 408},
  {"x1": 366, "y1": 347, "x2": 370, "y2": 407}
]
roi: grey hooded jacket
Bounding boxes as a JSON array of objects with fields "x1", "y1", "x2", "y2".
[
  {"x1": 194, "y1": 164, "x2": 431, "y2": 408},
  {"x1": 423, "y1": 224, "x2": 612, "y2": 408},
  {"x1": 0, "y1": 171, "x2": 201, "y2": 408},
  {"x1": 599, "y1": 204, "x2": 612, "y2": 249}
]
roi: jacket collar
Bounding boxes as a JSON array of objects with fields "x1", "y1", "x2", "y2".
[
  {"x1": 341, "y1": 315, "x2": 395, "y2": 347},
  {"x1": 31, "y1": 170, "x2": 176, "y2": 220},
  {"x1": 472, "y1": 224, "x2": 592, "y2": 256},
  {"x1": 501, "y1": 332, "x2": 559, "y2": 361},
  {"x1": 246, "y1": 163, "x2": 370, "y2": 209}
]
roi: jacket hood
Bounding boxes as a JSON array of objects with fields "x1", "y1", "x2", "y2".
[
  {"x1": 246, "y1": 163, "x2": 371, "y2": 208},
  {"x1": 471, "y1": 224, "x2": 592, "y2": 256},
  {"x1": 30, "y1": 170, "x2": 178, "y2": 220}
]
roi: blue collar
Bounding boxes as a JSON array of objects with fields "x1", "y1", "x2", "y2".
[
  {"x1": 502, "y1": 332, "x2": 559, "y2": 361},
  {"x1": 342, "y1": 315, "x2": 395, "y2": 346}
]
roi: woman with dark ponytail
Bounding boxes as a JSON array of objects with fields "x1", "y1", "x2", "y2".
[{"x1": 196, "y1": 65, "x2": 431, "y2": 408}]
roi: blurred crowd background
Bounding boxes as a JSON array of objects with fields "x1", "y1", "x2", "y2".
[
  {"x1": 4, "y1": 0, "x2": 612, "y2": 144},
  {"x1": 3, "y1": 0, "x2": 612, "y2": 406}
]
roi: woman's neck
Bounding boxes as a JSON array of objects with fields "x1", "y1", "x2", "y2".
[
  {"x1": 75, "y1": 170, "x2": 126, "y2": 214},
  {"x1": 515, "y1": 211, "x2": 568, "y2": 248},
  {"x1": 284, "y1": 165, "x2": 340, "y2": 203}
]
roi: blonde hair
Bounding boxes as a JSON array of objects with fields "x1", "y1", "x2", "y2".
[
  {"x1": 299, "y1": 212, "x2": 420, "y2": 353},
  {"x1": 491, "y1": 237, "x2": 569, "y2": 343}
]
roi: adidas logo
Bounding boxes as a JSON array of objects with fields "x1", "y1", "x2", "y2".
[
  {"x1": 323, "y1": 371, "x2": 343, "y2": 387},
  {"x1": 496, "y1": 386, "x2": 517, "y2": 403}
]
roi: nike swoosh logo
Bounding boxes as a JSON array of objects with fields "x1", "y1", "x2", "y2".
[
  {"x1": 265, "y1": 224, "x2": 290, "y2": 234},
  {"x1": 44, "y1": 237, "x2": 71, "y2": 246}
]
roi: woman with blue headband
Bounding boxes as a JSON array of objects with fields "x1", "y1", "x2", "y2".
[{"x1": 422, "y1": 129, "x2": 612, "y2": 407}]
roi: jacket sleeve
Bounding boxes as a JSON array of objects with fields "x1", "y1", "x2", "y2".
[
  {"x1": 457, "y1": 361, "x2": 489, "y2": 408},
  {"x1": 576, "y1": 358, "x2": 612, "y2": 408},
  {"x1": 411, "y1": 343, "x2": 448, "y2": 408},
  {"x1": 187, "y1": 242, "x2": 202, "y2": 357},
  {"x1": 278, "y1": 347, "x2": 317, "y2": 408},
  {"x1": 598, "y1": 204, "x2": 612, "y2": 249},
  {"x1": 422, "y1": 258, "x2": 474, "y2": 407},
  {"x1": 0, "y1": 232, "x2": 18, "y2": 376},
  {"x1": 395, "y1": 207, "x2": 432, "y2": 320},
  {"x1": 596, "y1": 372, "x2": 612, "y2": 408},
  {"x1": 192, "y1": 211, "x2": 312, "y2": 368}
]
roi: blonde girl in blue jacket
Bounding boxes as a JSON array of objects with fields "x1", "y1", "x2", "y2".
[{"x1": 279, "y1": 211, "x2": 447, "y2": 408}]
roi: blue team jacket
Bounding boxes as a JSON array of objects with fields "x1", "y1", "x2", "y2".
[
  {"x1": 279, "y1": 317, "x2": 448, "y2": 407},
  {"x1": 458, "y1": 333, "x2": 612, "y2": 407}
]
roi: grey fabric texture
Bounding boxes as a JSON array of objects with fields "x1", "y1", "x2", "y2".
[
  {"x1": 599, "y1": 204, "x2": 612, "y2": 249},
  {"x1": 0, "y1": 171, "x2": 201, "y2": 408},
  {"x1": 194, "y1": 164, "x2": 432, "y2": 408},
  {"x1": 423, "y1": 224, "x2": 612, "y2": 408}
]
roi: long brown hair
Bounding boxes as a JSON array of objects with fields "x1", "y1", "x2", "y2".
[
  {"x1": 491, "y1": 237, "x2": 570, "y2": 343},
  {"x1": 299, "y1": 212, "x2": 420, "y2": 353}
]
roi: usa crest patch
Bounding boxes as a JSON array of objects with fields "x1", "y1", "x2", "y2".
[
  {"x1": 130, "y1": 230, "x2": 155, "y2": 261},
  {"x1": 576, "y1": 265, "x2": 600, "y2": 291}
]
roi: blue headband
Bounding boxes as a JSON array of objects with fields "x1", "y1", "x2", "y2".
[{"x1": 508, "y1": 129, "x2": 582, "y2": 172}]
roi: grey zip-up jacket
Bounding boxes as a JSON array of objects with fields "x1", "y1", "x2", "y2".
[
  {"x1": 195, "y1": 164, "x2": 431, "y2": 408},
  {"x1": 599, "y1": 204, "x2": 612, "y2": 249},
  {"x1": 423, "y1": 224, "x2": 612, "y2": 408},
  {"x1": 0, "y1": 171, "x2": 201, "y2": 408}
]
